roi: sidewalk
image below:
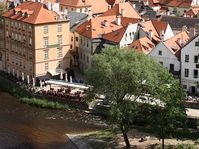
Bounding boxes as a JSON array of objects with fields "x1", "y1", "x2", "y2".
[{"x1": 67, "y1": 134, "x2": 92, "y2": 149}]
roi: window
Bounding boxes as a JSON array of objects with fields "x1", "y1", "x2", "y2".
[
  {"x1": 29, "y1": 38, "x2": 32, "y2": 45},
  {"x1": 57, "y1": 35, "x2": 62, "y2": 44},
  {"x1": 43, "y1": 37, "x2": 48, "y2": 47},
  {"x1": 183, "y1": 85, "x2": 187, "y2": 89},
  {"x1": 185, "y1": 55, "x2": 189, "y2": 62},
  {"x1": 58, "y1": 24, "x2": 62, "y2": 32},
  {"x1": 184, "y1": 69, "x2": 189, "y2": 77},
  {"x1": 87, "y1": 56, "x2": 89, "y2": 63},
  {"x1": 71, "y1": 37, "x2": 73, "y2": 41},
  {"x1": 57, "y1": 48, "x2": 62, "y2": 57},
  {"x1": 44, "y1": 50, "x2": 49, "y2": 59},
  {"x1": 76, "y1": 37, "x2": 78, "y2": 42},
  {"x1": 194, "y1": 55, "x2": 198, "y2": 63},
  {"x1": 194, "y1": 69, "x2": 198, "y2": 78},
  {"x1": 28, "y1": 25, "x2": 32, "y2": 32},
  {"x1": 45, "y1": 63, "x2": 49, "y2": 70},
  {"x1": 58, "y1": 61, "x2": 61, "y2": 68},
  {"x1": 158, "y1": 50, "x2": 162, "y2": 55},
  {"x1": 76, "y1": 47, "x2": 79, "y2": 52},
  {"x1": 70, "y1": 45, "x2": 73, "y2": 49},
  {"x1": 43, "y1": 25, "x2": 48, "y2": 34}
]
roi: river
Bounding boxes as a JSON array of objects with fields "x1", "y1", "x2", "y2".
[{"x1": 0, "y1": 92, "x2": 105, "y2": 149}]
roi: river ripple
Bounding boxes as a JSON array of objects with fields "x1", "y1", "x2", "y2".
[{"x1": 0, "y1": 92, "x2": 105, "y2": 149}]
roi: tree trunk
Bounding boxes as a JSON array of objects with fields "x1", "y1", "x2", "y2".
[
  {"x1": 120, "y1": 122, "x2": 130, "y2": 149},
  {"x1": 161, "y1": 125, "x2": 165, "y2": 149},
  {"x1": 162, "y1": 137, "x2": 164, "y2": 149}
]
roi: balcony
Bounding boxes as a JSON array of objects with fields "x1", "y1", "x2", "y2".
[{"x1": 47, "y1": 44, "x2": 60, "y2": 48}]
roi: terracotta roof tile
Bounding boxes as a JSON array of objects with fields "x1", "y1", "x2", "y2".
[
  {"x1": 3, "y1": 1, "x2": 62, "y2": 24},
  {"x1": 100, "y1": 2, "x2": 141, "y2": 19},
  {"x1": 161, "y1": 0, "x2": 193, "y2": 8},
  {"x1": 102, "y1": 26, "x2": 127, "y2": 43},
  {"x1": 164, "y1": 31, "x2": 190, "y2": 57},
  {"x1": 106, "y1": 0, "x2": 121, "y2": 5},
  {"x1": 129, "y1": 36, "x2": 155, "y2": 54},
  {"x1": 76, "y1": 16, "x2": 140, "y2": 39},
  {"x1": 60, "y1": 0, "x2": 91, "y2": 7},
  {"x1": 89, "y1": 0, "x2": 109, "y2": 14}
]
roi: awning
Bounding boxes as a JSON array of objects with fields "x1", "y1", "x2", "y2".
[
  {"x1": 46, "y1": 79, "x2": 90, "y2": 90},
  {"x1": 186, "y1": 108, "x2": 199, "y2": 119}
]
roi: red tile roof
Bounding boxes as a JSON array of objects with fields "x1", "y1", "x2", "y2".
[
  {"x1": 164, "y1": 31, "x2": 190, "y2": 57},
  {"x1": 100, "y1": 2, "x2": 141, "y2": 19},
  {"x1": 129, "y1": 36, "x2": 155, "y2": 54},
  {"x1": 76, "y1": 16, "x2": 140, "y2": 39},
  {"x1": 60, "y1": 0, "x2": 91, "y2": 7},
  {"x1": 185, "y1": 7, "x2": 199, "y2": 17},
  {"x1": 161, "y1": 0, "x2": 193, "y2": 8},
  {"x1": 141, "y1": 20, "x2": 168, "y2": 42},
  {"x1": 106, "y1": 0, "x2": 121, "y2": 5},
  {"x1": 89, "y1": 0, "x2": 109, "y2": 14},
  {"x1": 2, "y1": 1, "x2": 63, "y2": 24},
  {"x1": 102, "y1": 26, "x2": 127, "y2": 43}
]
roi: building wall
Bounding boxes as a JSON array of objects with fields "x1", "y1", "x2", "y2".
[
  {"x1": 0, "y1": 13, "x2": 5, "y2": 71},
  {"x1": 34, "y1": 22, "x2": 70, "y2": 77},
  {"x1": 4, "y1": 18, "x2": 35, "y2": 79},
  {"x1": 164, "y1": 25, "x2": 175, "y2": 40},
  {"x1": 60, "y1": 5, "x2": 91, "y2": 14},
  {"x1": 78, "y1": 34, "x2": 94, "y2": 72},
  {"x1": 181, "y1": 36, "x2": 199, "y2": 94},
  {"x1": 3, "y1": 17, "x2": 70, "y2": 80},
  {"x1": 149, "y1": 42, "x2": 180, "y2": 72},
  {"x1": 120, "y1": 23, "x2": 138, "y2": 47}
]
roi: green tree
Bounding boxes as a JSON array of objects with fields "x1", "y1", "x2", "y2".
[
  {"x1": 150, "y1": 76, "x2": 186, "y2": 149},
  {"x1": 86, "y1": 47, "x2": 183, "y2": 148}
]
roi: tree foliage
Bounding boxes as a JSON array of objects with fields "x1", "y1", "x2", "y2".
[{"x1": 86, "y1": 47, "x2": 186, "y2": 148}]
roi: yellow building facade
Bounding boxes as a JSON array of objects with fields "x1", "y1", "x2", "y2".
[{"x1": 3, "y1": 2, "x2": 71, "y2": 81}]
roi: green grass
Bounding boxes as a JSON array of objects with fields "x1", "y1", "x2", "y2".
[
  {"x1": 0, "y1": 75, "x2": 69, "y2": 110},
  {"x1": 20, "y1": 97, "x2": 69, "y2": 110}
]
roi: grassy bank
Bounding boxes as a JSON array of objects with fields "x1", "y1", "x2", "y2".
[{"x1": 0, "y1": 75, "x2": 69, "y2": 110}]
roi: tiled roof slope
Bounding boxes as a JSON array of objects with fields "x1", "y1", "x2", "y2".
[
  {"x1": 60, "y1": 0, "x2": 91, "y2": 7},
  {"x1": 161, "y1": 0, "x2": 193, "y2": 8},
  {"x1": 89, "y1": 0, "x2": 109, "y2": 14},
  {"x1": 160, "y1": 15, "x2": 199, "y2": 29},
  {"x1": 2, "y1": 1, "x2": 62, "y2": 24},
  {"x1": 100, "y1": 2, "x2": 141, "y2": 19},
  {"x1": 164, "y1": 31, "x2": 190, "y2": 57},
  {"x1": 76, "y1": 16, "x2": 140, "y2": 39},
  {"x1": 129, "y1": 36, "x2": 155, "y2": 54}
]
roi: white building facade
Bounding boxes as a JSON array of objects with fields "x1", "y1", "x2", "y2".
[{"x1": 181, "y1": 35, "x2": 199, "y2": 95}]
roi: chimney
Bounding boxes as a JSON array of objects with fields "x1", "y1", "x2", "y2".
[
  {"x1": 148, "y1": 29, "x2": 153, "y2": 40},
  {"x1": 160, "y1": 30, "x2": 164, "y2": 41},
  {"x1": 104, "y1": 20, "x2": 108, "y2": 27},
  {"x1": 116, "y1": 15, "x2": 121, "y2": 26},
  {"x1": 87, "y1": 10, "x2": 92, "y2": 20},
  {"x1": 64, "y1": 9, "x2": 68, "y2": 16},
  {"x1": 48, "y1": 1, "x2": 52, "y2": 10},
  {"x1": 108, "y1": 5, "x2": 111, "y2": 9},
  {"x1": 189, "y1": 27, "x2": 196, "y2": 37},
  {"x1": 177, "y1": 38, "x2": 182, "y2": 46},
  {"x1": 182, "y1": 25, "x2": 187, "y2": 31},
  {"x1": 121, "y1": 8, "x2": 124, "y2": 16}
]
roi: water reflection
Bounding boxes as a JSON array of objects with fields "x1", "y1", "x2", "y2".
[{"x1": 0, "y1": 92, "x2": 105, "y2": 149}]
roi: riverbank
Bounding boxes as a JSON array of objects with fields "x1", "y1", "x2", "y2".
[
  {"x1": 0, "y1": 75, "x2": 69, "y2": 110},
  {"x1": 68, "y1": 128, "x2": 199, "y2": 149}
]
